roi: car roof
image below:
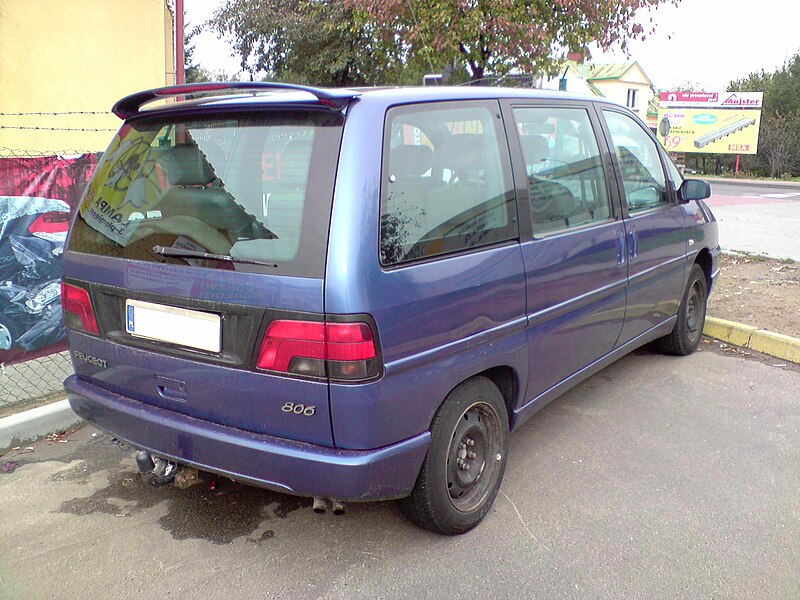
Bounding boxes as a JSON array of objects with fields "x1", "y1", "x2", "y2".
[
  {"x1": 127, "y1": 85, "x2": 610, "y2": 119},
  {"x1": 209, "y1": 85, "x2": 596, "y2": 108}
]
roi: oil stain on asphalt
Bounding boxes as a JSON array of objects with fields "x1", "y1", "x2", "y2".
[{"x1": 2, "y1": 429, "x2": 306, "y2": 544}]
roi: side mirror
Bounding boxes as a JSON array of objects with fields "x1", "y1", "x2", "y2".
[{"x1": 678, "y1": 179, "x2": 711, "y2": 203}]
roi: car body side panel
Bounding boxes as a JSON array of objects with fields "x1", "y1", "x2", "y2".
[
  {"x1": 593, "y1": 105, "x2": 689, "y2": 345},
  {"x1": 617, "y1": 206, "x2": 688, "y2": 344},
  {"x1": 685, "y1": 199, "x2": 722, "y2": 284},
  {"x1": 324, "y1": 98, "x2": 529, "y2": 450},
  {"x1": 330, "y1": 315, "x2": 529, "y2": 450},
  {"x1": 519, "y1": 224, "x2": 628, "y2": 399}
]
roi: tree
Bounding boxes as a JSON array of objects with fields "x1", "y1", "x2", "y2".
[
  {"x1": 205, "y1": 0, "x2": 419, "y2": 86},
  {"x1": 758, "y1": 113, "x2": 799, "y2": 177},
  {"x1": 730, "y1": 52, "x2": 800, "y2": 177},
  {"x1": 347, "y1": 0, "x2": 677, "y2": 82},
  {"x1": 184, "y1": 24, "x2": 217, "y2": 83}
]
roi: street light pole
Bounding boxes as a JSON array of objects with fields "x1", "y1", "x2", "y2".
[{"x1": 176, "y1": 0, "x2": 185, "y2": 85}]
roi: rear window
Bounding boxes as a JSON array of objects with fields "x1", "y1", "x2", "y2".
[{"x1": 69, "y1": 110, "x2": 343, "y2": 277}]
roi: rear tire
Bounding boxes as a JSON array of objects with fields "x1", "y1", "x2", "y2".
[
  {"x1": 658, "y1": 263, "x2": 708, "y2": 356},
  {"x1": 400, "y1": 376, "x2": 509, "y2": 535}
]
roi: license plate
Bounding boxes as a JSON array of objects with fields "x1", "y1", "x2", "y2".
[{"x1": 125, "y1": 299, "x2": 221, "y2": 353}]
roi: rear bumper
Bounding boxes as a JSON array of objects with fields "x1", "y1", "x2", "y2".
[{"x1": 65, "y1": 375, "x2": 429, "y2": 501}]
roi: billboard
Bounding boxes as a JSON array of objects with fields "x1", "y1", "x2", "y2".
[
  {"x1": 656, "y1": 108, "x2": 761, "y2": 154},
  {"x1": 0, "y1": 154, "x2": 98, "y2": 365},
  {"x1": 659, "y1": 91, "x2": 763, "y2": 108}
]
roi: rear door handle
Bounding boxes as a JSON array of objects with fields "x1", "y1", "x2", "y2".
[
  {"x1": 628, "y1": 227, "x2": 638, "y2": 261},
  {"x1": 615, "y1": 230, "x2": 626, "y2": 266}
]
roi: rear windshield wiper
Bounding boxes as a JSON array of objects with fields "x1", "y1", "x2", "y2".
[{"x1": 152, "y1": 245, "x2": 278, "y2": 268}]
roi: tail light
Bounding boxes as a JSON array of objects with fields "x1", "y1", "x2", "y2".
[
  {"x1": 257, "y1": 320, "x2": 379, "y2": 381},
  {"x1": 61, "y1": 282, "x2": 99, "y2": 335}
]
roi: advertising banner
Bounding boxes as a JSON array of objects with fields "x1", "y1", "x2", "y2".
[
  {"x1": 80, "y1": 126, "x2": 161, "y2": 246},
  {"x1": 659, "y1": 91, "x2": 763, "y2": 108},
  {"x1": 0, "y1": 154, "x2": 97, "y2": 365},
  {"x1": 656, "y1": 108, "x2": 761, "y2": 154}
]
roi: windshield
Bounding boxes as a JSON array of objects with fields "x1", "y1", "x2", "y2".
[{"x1": 68, "y1": 110, "x2": 343, "y2": 277}]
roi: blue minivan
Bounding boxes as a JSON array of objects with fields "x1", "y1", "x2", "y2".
[{"x1": 63, "y1": 83, "x2": 720, "y2": 534}]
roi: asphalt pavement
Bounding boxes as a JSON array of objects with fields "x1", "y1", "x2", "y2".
[
  {"x1": 2, "y1": 346, "x2": 798, "y2": 600},
  {"x1": 705, "y1": 179, "x2": 800, "y2": 261}
]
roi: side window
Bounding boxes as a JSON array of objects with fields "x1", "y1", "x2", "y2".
[
  {"x1": 513, "y1": 107, "x2": 611, "y2": 235},
  {"x1": 380, "y1": 102, "x2": 516, "y2": 266},
  {"x1": 603, "y1": 110, "x2": 668, "y2": 212}
]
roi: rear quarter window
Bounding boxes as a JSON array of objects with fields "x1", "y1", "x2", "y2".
[{"x1": 379, "y1": 101, "x2": 517, "y2": 266}]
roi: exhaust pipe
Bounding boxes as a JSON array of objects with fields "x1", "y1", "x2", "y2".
[
  {"x1": 312, "y1": 497, "x2": 327, "y2": 514},
  {"x1": 331, "y1": 499, "x2": 345, "y2": 516}
]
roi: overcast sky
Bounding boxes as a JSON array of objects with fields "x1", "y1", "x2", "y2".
[{"x1": 186, "y1": 0, "x2": 800, "y2": 91}]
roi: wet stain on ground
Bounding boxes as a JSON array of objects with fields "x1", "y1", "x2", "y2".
[
  {"x1": 248, "y1": 529, "x2": 277, "y2": 546},
  {"x1": 1, "y1": 432, "x2": 130, "y2": 482},
  {"x1": 58, "y1": 465, "x2": 306, "y2": 544},
  {"x1": 3, "y1": 430, "x2": 307, "y2": 544}
]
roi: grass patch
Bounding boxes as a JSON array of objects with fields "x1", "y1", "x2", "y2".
[{"x1": 728, "y1": 250, "x2": 770, "y2": 262}]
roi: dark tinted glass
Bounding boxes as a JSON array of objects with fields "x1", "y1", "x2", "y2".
[
  {"x1": 514, "y1": 107, "x2": 611, "y2": 235},
  {"x1": 380, "y1": 101, "x2": 517, "y2": 266},
  {"x1": 69, "y1": 111, "x2": 343, "y2": 277}
]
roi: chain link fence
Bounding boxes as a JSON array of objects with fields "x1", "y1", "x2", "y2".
[{"x1": 0, "y1": 351, "x2": 73, "y2": 412}]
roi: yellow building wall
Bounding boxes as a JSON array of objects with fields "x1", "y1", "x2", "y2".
[
  {"x1": 0, "y1": 0, "x2": 175, "y2": 155},
  {"x1": 592, "y1": 65, "x2": 654, "y2": 124}
]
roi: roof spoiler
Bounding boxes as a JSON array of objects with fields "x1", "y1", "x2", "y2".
[{"x1": 111, "y1": 82, "x2": 361, "y2": 119}]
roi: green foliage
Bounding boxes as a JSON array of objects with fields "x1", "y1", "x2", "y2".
[
  {"x1": 205, "y1": 0, "x2": 431, "y2": 86},
  {"x1": 202, "y1": 0, "x2": 673, "y2": 86},
  {"x1": 348, "y1": 0, "x2": 677, "y2": 81},
  {"x1": 729, "y1": 53, "x2": 800, "y2": 177}
]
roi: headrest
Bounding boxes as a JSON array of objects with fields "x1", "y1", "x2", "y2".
[
  {"x1": 389, "y1": 144, "x2": 434, "y2": 178},
  {"x1": 520, "y1": 135, "x2": 549, "y2": 166},
  {"x1": 162, "y1": 144, "x2": 216, "y2": 186},
  {"x1": 440, "y1": 133, "x2": 487, "y2": 175}
]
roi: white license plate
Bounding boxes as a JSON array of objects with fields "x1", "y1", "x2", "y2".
[{"x1": 125, "y1": 300, "x2": 221, "y2": 353}]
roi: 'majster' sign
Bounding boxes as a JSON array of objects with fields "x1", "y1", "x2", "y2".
[{"x1": 659, "y1": 91, "x2": 763, "y2": 108}]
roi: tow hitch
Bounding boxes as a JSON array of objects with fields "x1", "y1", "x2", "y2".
[{"x1": 135, "y1": 450, "x2": 177, "y2": 487}]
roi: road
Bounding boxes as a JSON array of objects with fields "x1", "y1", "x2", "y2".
[
  {"x1": 705, "y1": 180, "x2": 800, "y2": 261},
  {"x1": 1, "y1": 346, "x2": 799, "y2": 599}
]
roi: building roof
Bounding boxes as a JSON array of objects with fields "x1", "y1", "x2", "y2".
[
  {"x1": 563, "y1": 60, "x2": 654, "y2": 87},
  {"x1": 586, "y1": 80, "x2": 604, "y2": 97},
  {"x1": 586, "y1": 62, "x2": 636, "y2": 81}
]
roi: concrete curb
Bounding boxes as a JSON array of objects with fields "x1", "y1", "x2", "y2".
[
  {"x1": 704, "y1": 317, "x2": 800, "y2": 364},
  {"x1": 0, "y1": 399, "x2": 83, "y2": 453}
]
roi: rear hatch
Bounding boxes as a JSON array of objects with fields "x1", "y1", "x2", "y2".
[{"x1": 64, "y1": 107, "x2": 343, "y2": 446}]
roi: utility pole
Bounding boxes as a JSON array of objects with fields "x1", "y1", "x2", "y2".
[{"x1": 176, "y1": 0, "x2": 185, "y2": 85}]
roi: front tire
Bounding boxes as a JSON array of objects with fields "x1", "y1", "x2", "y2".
[
  {"x1": 658, "y1": 263, "x2": 708, "y2": 356},
  {"x1": 400, "y1": 376, "x2": 509, "y2": 535}
]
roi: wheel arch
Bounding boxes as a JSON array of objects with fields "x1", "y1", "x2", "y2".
[
  {"x1": 694, "y1": 247, "x2": 712, "y2": 291},
  {"x1": 432, "y1": 365, "x2": 519, "y2": 431}
]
